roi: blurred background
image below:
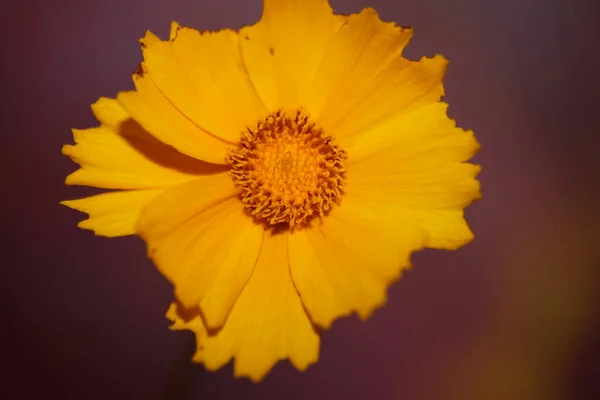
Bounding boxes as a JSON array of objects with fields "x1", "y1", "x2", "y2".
[{"x1": 2, "y1": 0, "x2": 599, "y2": 398}]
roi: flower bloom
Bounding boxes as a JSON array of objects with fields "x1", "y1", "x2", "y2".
[{"x1": 62, "y1": 0, "x2": 480, "y2": 381}]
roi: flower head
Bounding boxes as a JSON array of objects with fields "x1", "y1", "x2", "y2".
[{"x1": 62, "y1": 0, "x2": 480, "y2": 382}]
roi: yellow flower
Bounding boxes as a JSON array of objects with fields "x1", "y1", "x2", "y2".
[{"x1": 62, "y1": 0, "x2": 480, "y2": 382}]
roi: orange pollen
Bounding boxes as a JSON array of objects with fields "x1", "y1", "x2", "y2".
[{"x1": 227, "y1": 110, "x2": 347, "y2": 228}]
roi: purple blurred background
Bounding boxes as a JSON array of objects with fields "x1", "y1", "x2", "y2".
[{"x1": 2, "y1": 0, "x2": 599, "y2": 398}]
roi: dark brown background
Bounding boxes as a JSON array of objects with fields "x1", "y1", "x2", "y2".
[{"x1": 2, "y1": 0, "x2": 599, "y2": 399}]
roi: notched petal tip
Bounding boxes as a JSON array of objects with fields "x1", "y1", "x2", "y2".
[
  {"x1": 66, "y1": 128, "x2": 86, "y2": 144},
  {"x1": 232, "y1": 363, "x2": 270, "y2": 383},
  {"x1": 427, "y1": 54, "x2": 450, "y2": 97},
  {"x1": 419, "y1": 54, "x2": 449, "y2": 81},
  {"x1": 469, "y1": 135, "x2": 482, "y2": 160},
  {"x1": 431, "y1": 53, "x2": 450, "y2": 66},
  {"x1": 63, "y1": 171, "x2": 83, "y2": 186},
  {"x1": 438, "y1": 213, "x2": 475, "y2": 250},
  {"x1": 139, "y1": 30, "x2": 160, "y2": 48},
  {"x1": 356, "y1": 300, "x2": 384, "y2": 322},
  {"x1": 455, "y1": 227, "x2": 475, "y2": 248},
  {"x1": 60, "y1": 199, "x2": 105, "y2": 236},
  {"x1": 430, "y1": 53, "x2": 450, "y2": 65},
  {"x1": 466, "y1": 165, "x2": 483, "y2": 204},
  {"x1": 166, "y1": 302, "x2": 202, "y2": 327},
  {"x1": 232, "y1": 349, "x2": 319, "y2": 383},
  {"x1": 128, "y1": 61, "x2": 149, "y2": 85},
  {"x1": 357, "y1": 6, "x2": 379, "y2": 18},
  {"x1": 90, "y1": 96, "x2": 115, "y2": 115},
  {"x1": 90, "y1": 97, "x2": 131, "y2": 129},
  {"x1": 61, "y1": 143, "x2": 74, "y2": 156},
  {"x1": 61, "y1": 190, "x2": 163, "y2": 237},
  {"x1": 170, "y1": 21, "x2": 183, "y2": 40},
  {"x1": 352, "y1": 6, "x2": 415, "y2": 48},
  {"x1": 313, "y1": 309, "x2": 351, "y2": 331},
  {"x1": 358, "y1": 6, "x2": 412, "y2": 35},
  {"x1": 133, "y1": 63, "x2": 145, "y2": 81},
  {"x1": 59, "y1": 199, "x2": 75, "y2": 208},
  {"x1": 350, "y1": 260, "x2": 417, "y2": 323}
]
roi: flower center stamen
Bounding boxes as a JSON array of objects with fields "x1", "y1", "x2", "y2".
[{"x1": 228, "y1": 110, "x2": 347, "y2": 228}]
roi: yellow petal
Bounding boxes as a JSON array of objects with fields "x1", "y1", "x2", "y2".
[
  {"x1": 117, "y1": 62, "x2": 233, "y2": 165},
  {"x1": 90, "y1": 97, "x2": 130, "y2": 129},
  {"x1": 169, "y1": 21, "x2": 181, "y2": 40},
  {"x1": 137, "y1": 175, "x2": 263, "y2": 329},
  {"x1": 239, "y1": 0, "x2": 346, "y2": 110},
  {"x1": 397, "y1": 208, "x2": 474, "y2": 250},
  {"x1": 306, "y1": 8, "x2": 446, "y2": 146},
  {"x1": 61, "y1": 189, "x2": 162, "y2": 237},
  {"x1": 347, "y1": 102, "x2": 481, "y2": 210},
  {"x1": 343, "y1": 182, "x2": 476, "y2": 250},
  {"x1": 139, "y1": 27, "x2": 266, "y2": 142},
  {"x1": 288, "y1": 202, "x2": 426, "y2": 328},
  {"x1": 63, "y1": 99, "x2": 226, "y2": 189},
  {"x1": 137, "y1": 173, "x2": 238, "y2": 239},
  {"x1": 167, "y1": 232, "x2": 320, "y2": 382}
]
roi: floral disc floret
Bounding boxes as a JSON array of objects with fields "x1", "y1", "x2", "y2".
[{"x1": 228, "y1": 110, "x2": 347, "y2": 227}]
